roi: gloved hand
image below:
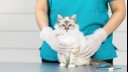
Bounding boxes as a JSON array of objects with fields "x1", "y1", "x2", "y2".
[
  {"x1": 40, "y1": 26, "x2": 66, "y2": 54},
  {"x1": 80, "y1": 28, "x2": 108, "y2": 58}
]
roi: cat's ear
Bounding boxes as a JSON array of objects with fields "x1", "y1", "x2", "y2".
[
  {"x1": 71, "y1": 14, "x2": 77, "y2": 21},
  {"x1": 57, "y1": 14, "x2": 63, "y2": 21}
]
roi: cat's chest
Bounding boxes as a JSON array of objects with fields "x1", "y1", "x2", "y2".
[{"x1": 57, "y1": 33, "x2": 79, "y2": 46}]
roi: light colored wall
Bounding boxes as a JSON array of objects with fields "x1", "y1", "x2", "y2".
[{"x1": 0, "y1": 0, "x2": 127, "y2": 65}]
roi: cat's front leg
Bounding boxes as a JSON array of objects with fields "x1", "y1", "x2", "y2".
[
  {"x1": 58, "y1": 53, "x2": 67, "y2": 67},
  {"x1": 68, "y1": 48, "x2": 79, "y2": 67}
]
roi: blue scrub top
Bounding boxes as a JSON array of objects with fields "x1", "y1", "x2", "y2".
[{"x1": 40, "y1": 0, "x2": 117, "y2": 61}]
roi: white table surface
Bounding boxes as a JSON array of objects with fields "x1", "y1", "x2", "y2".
[{"x1": 0, "y1": 62, "x2": 127, "y2": 72}]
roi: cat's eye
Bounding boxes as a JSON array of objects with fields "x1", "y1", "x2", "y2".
[
  {"x1": 61, "y1": 24, "x2": 65, "y2": 27},
  {"x1": 68, "y1": 24, "x2": 72, "y2": 27}
]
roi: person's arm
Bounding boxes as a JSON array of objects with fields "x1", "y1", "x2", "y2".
[
  {"x1": 35, "y1": 0, "x2": 49, "y2": 30},
  {"x1": 80, "y1": 0, "x2": 126, "y2": 58},
  {"x1": 35, "y1": 0, "x2": 66, "y2": 53},
  {"x1": 103, "y1": 0, "x2": 126, "y2": 35}
]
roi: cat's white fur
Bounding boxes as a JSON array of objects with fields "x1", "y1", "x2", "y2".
[{"x1": 54, "y1": 14, "x2": 91, "y2": 67}]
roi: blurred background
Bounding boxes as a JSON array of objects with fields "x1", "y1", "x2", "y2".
[{"x1": 0, "y1": 0, "x2": 127, "y2": 65}]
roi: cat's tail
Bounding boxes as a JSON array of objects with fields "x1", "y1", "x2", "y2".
[
  {"x1": 90, "y1": 58, "x2": 112, "y2": 65},
  {"x1": 75, "y1": 58, "x2": 111, "y2": 66},
  {"x1": 75, "y1": 57, "x2": 91, "y2": 66}
]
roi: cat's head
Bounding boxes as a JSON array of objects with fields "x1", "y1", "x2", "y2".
[{"x1": 55, "y1": 14, "x2": 79, "y2": 32}]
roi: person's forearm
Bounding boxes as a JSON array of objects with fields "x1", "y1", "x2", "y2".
[
  {"x1": 35, "y1": 0, "x2": 49, "y2": 31},
  {"x1": 35, "y1": 10, "x2": 48, "y2": 30},
  {"x1": 103, "y1": 10, "x2": 126, "y2": 35},
  {"x1": 103, "y1": 0, "x2": 126, "y2": 35}
]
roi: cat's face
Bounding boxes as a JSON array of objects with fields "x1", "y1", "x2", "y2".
[{"x1": 55, "y1": 14, "x2": 79, "y2": 32}]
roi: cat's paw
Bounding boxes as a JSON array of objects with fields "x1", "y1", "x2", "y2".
[
  {"x1": 68, "y1": 64, "x2": 76, "y2": 67},
  {"x1": 60, "y1": 63, "x2": 66, "y2": 67}
]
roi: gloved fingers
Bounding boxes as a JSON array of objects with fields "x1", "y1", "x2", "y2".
[
  {"x1": 79, "y1": 40, "x2": 96, "y2": 58},
  {"x1": 79, "y1": 46, "x2": 88, "y2": 55},
  {"x1": 80, "y1": 38, "x2": 98, "y2": 55},
  {"x1": 85, "y1": 41, "x2": 98, "y2": 54},
  {"x1": 79, "y1": 39, "x2": 92, "y2": 54},
  {"x1": 85, "y1": 47, "x2": 97, "y2": 58},
  {"x1": 84, "y1": 45, "x2": 94, "y2": 56},
  {"x1": 79, "y1": 47, "x2": 96, "y2": 59},
  {"x1": 85, "y1": 45, "x2": 101, "y2": 58},
  {"x1": 79, "y1": 45, "x2": 92, "y2": 58},
  {"x1": 82, "y1": 46, "x2": 90, "y2": 54},
  {"x1": 85, "y1": 53, "x2": 94, "y2": 59},
  {"x1": 79, "y1": 44, "x2": 88, "y2": 53},
  {"x1": 85, "y1": 49, "x2": 98, "y2": 58}
]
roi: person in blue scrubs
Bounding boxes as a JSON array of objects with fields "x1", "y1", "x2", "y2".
[{"x1": 35, "y1": 0, "x2": 126, "y2": 64}]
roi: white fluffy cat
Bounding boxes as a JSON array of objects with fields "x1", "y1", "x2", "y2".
[{"x1": 54, "y1": 14, "x2": 91, "y2": 67}]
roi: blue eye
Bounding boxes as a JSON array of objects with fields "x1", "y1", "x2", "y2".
[
  {"x1": 61, "y1": 24, "x2": 65, "y2": 27},
  {"x1": 69, "y1": 24, "x2": 72, "y2": 27}
]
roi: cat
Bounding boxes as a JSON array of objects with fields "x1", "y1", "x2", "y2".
[{"x1": 54, "y1": 14, "x2": 91, "y2": 67}]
